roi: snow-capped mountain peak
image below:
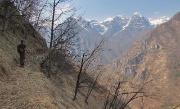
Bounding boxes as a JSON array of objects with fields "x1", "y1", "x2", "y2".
[
  {"x1": 149, "y1": 16, "x2": 170, "y2": 26},
  {"x1": 103, "y1": 17, "x2": 114, "y2": 22},
  {"x1": 72, "y1": 14, "x2": 170, "y2": 36},
  {"x1": 127, "y1": 13, "x2": 151, "y2": 31},
  {"x1": 89, "y1": 20, "x2": 108, "y2": 34},
  {"x1": 133, "y1": 12, "x2": 143, "y2": 17},
  {"x1": 100, "y1": 15, "x2": 129, "y2": 36},
  {"x1": 102, "y1": 15, "x2": 127, "y2": 23},
  {"x1": 72, "y1": 13, "x2": 172, "y2": 64}
]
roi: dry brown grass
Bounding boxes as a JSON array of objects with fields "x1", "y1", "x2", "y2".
[
  {"x1": 0, "y1": 35, "x2": 106, "y2": 109},
  {"x1": 0, "y1": 59, "x2": 107, "y2": 109},
  {"x1": 0, "y1": 7, "x2": 106, "y2": 108}
]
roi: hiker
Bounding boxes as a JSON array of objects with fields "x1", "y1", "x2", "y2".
[{"x1": 17, "y1": 40, "x2": 26, "y2": 67}]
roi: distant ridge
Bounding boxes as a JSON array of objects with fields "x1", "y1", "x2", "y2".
[
  {"x1": 101, "y1": 12, "x2": 180, "y2": 109},
  {"x1": 73, "y1": 13, "x2": 171, "y2": 64}
]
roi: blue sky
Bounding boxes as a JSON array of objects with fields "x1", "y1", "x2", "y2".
[{"x1": 70, "y1": 0, "x2": 180, "y2": 21}]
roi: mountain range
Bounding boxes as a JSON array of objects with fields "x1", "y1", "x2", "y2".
[
  {"x1": 89, "y1": 12, "x2": 169, "y2": 36},
  {"x1": 75, "y1": 13, "x2": 170, "y2": 64},
  {"x1": 100, "y1": 12, "x2": 180, "y2": 109}
]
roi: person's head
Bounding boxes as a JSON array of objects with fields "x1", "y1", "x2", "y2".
[{"x1": 21, "y1": 40, "x2": 24, "y2": 44}]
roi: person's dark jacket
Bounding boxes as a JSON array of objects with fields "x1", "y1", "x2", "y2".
[{"x1": 17, "y1": 44, "x2": 26, "y2": 54}]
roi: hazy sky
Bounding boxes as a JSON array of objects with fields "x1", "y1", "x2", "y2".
[{"x1": 70, "y1": 0, "x2": 180, "y2": 21}]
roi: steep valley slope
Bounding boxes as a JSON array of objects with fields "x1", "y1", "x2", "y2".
[
  {"x1": 0, "y1": 5, "x2": 107, "y2": 109},
  {"x1": 100, "y1": 12, "x2": 180, "y2": 109}
]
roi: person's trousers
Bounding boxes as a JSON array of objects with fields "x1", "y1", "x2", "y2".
[{"x1": 20, "y1": 53, "x2": 25, "y2": 67}]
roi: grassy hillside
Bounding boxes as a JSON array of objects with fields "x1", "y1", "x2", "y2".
[{"x1": 0, "y1": 4, "x2": 107, "y2": 109}]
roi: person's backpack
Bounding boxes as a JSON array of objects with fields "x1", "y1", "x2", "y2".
[
  {"x1": 19, "y1": 48, "x2": 24, "y2": 52},
  {"x1": 17, "y1": 45, "x2": 25, "y2": 53}
]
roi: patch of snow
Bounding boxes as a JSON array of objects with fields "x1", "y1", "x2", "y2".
[
  {"x1": 134, "y1": 12, "x2": 142, "y2": 17},
  {"x1": 149, "y1": 16, "x2": 170, "y2": 26},
  {"x1": 103, "y1": 17, "x2": 114, "y2": 22},
  {"x1": 123, "y1": 18, "x2": 131, "y2": 30},
  {"x1": 100, "y1": 25, "x2": 108, "y2": 34}
]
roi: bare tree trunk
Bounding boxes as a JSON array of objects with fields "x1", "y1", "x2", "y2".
[
  {"x1": 48, "y1": 0, "x2": 56, "y2": 78},
  {"x1": 73, "y1": 53, "x2": 85, "y2": 100},
  {"x1": 73, "y1": 39, "x2": 104, "y2": 101},
  {"x1": 121, "y1": 87, "x2": 143, "y2": 108},
  {"x1": 1, "y1": 0, "x2": 10, "y2": 34},
  {"x1": 109, "y1": 82, "x2": 121, "y2": 109},
  {"x1": 104, "y1": 90, "x2": 111, "y2": 109},
  {"x1": 84, "y1": 72, "x2": 100, "y2": 103},
  {"x1": 2, "y1": 6, "x2": 8, "y2": 34}
]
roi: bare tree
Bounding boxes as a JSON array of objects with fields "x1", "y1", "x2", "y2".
[
  {"x1": 108, "y1": 81, "x2": 122, "y2": 109},
  {"x1": 47, "y1": 0, "x2": 56, "y2": 78},
  {"x1": 103, "y1": 80, "x2": 153, "y2": 109},
  {"x1": 14, "y1": 0, "x2": 42, "y2": 21},
  {"x1": 46, "y1": 0, "x2": 79, "y2": 78},
  {"x1": 0, "y1": 0, "x2": 14, "y2": 34},
  {"x1": 84, "y1": 70, "x2": 101, "y2": 103},
  {"x1": 73, "y1": 39, "x2": 104, "y2": 100},
  {"x1": 0, "y1": 0, "x2": 43, "y2": 34},
  {"x1": 29, "y1": 0, "x2": 50, "y2": 37}
]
